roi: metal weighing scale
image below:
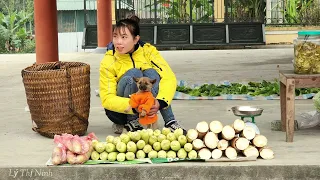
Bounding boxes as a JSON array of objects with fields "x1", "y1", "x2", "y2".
[{"x1": 231, "y1": 106, "x2": 264, "y2": 124}]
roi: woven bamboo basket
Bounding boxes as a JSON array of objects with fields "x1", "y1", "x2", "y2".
[{"x1": 21, "y1": 61, "x2": 90, "y2": 138}]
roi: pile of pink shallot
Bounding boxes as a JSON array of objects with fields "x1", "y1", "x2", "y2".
[{"x1": 51, "y1": 132, "x2": 98, "y2": 165}]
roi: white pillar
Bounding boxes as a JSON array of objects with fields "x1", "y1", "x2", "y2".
[
  {"x1": 277, "y1": 0, "x2": 283, "y2": 24},
  {"x1": 266, "y1": 0, "x2": 272, "y2": 24}
]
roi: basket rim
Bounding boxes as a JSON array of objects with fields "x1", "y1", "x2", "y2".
[{"x1": 22, "y1": 61, "x2": 90, "y2": 73}]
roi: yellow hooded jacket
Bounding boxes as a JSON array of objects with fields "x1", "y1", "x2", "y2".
[{"x1": 99, "y1": 42, "x2": 177, "y2": 114}]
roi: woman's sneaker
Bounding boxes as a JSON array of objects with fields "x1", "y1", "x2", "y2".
[
  {"x1": 123, "y1": 119, "x2": 143, "y2": 133},
  {"x1": 112, "y1": 123, "x2": 124, "y2": 134},
  {"x1": 165, "y1": 120, "x2": 187, "y2": 135}
]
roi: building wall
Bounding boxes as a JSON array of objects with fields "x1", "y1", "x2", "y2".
[
  {"x1": 57, "y1": 0, "x2": 116, "y2": 52},
  {"x1": 57, "y1": 10, "x2": 97, "y2": 32},
  {"x1": 58, "y1": 32, "x2": 84, "y2": 53},
  {"x1": 57, "y1": 0, "x2": 116, "y2": 32}
]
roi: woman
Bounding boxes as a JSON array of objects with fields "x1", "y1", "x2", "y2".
[{"x1": 99, "y1": 15, "x2": 186, "y2": 135}]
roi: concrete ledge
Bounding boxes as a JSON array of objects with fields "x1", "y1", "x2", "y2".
[
  {"x1": 87, "y1": 44, "x2": 293, "y2": 51},
  {"x1": 155, "y1": 44, "x2": 293, "y2": 50},
  {"x1": 266, "y1": 30, "x2": 298, "y2": 35},
  {"x1": 265, "y1": 30, "x2": 297, "y2": 44},
  {"x1": 1, "y1": 164, "x2": 320, "y2": 180},
  {"x1": 92, "y1": 47, "x2": 107, "y2": 54},
  {"x1": 86, "y1": 43, "x2": 294, "y2": 51},
  {"x1": 265, "y1": 26, "x2": 320, "y2": 31}
]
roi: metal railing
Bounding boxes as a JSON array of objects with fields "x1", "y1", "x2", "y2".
[
  {"x1": 225, "y1": 0, "x2": 265, "y2": 23},
  {"x1": 115, "y1": 0, "x2": 266, "y2": 24},
  {"x1": 265, "y1": 0, "x2": 320, "y2": 26}
]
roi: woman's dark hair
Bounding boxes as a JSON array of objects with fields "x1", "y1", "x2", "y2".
[
  {"x1": 127, "y1": 14, "x2": 140, "y2": 24},
  {"x1": 114, "y1": 15, "x2": 140, "y2": 37}
]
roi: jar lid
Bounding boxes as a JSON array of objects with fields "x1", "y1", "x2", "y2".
[{"x1": 298, "y1": 30, "x2": 320, "y2": 36}]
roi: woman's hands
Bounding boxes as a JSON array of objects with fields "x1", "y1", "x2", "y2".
[{"x1": 147, "y1": 99, "x2": 160, "y2": 116}]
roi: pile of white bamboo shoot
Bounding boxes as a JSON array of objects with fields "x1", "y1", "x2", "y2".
[{"x1": 186, "y1": 119, "x2": 274, "y2": 160}]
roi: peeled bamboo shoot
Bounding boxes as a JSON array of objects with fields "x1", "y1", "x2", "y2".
[
  {"x1": 217, "y1": 139, "x2": 229, "y2": 150},
  {"x1": 231, "y1": 137, "x2": 249, "y2": 151},
  {"x1": 259, "y1": 147, "x2": 274, "y2": 160},
  {"x1": 186, "y1": 129, "x2": 198, "y2": 143},
  {"x1": 242, "y1": 145, "x2": 259, "y2": 158},
  {"x1": 225, "y1": 147, "x2": 237, "y2": 159},
  {"x1": 232, "y1": 119, "x2": 245, "y2": 133},
  {"x1": 204, "y1": 132, "x2": 218, "y2": 149},
  {"x1": 211, "y1": 149, "x2": 223, "y2": 159},
  {"x1": 221, "y1": 125, "x2": 235, "y2": 140},
  {"x1": 198, "y1": 148, "x2": 211, "y2": 160},
  {"x1": 241, "y1": 126, "x2": 256, "y2": 140},
  {"x1": 192, "y1": 139, "x2": 204, "y2": 150},
  {"x1": 252, "y1": 135, "x2": 268, "y2": 148},
  {"x1": 209, "y1": 120, "x2": 223, "y2": 133},
  {"x1": 196, "y1": 121, "x2": 209, "y2": 139}
]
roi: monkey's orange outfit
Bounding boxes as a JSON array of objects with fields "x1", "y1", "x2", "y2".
[{"x1": 129, "y1": 91, "x2": 158, "y2": 125}]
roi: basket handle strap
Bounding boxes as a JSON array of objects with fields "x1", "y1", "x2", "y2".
[{"x1": 65, "y1": 64, "x2": 89, "y2": 126}]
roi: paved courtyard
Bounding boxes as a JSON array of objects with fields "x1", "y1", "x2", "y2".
[{"x1": 0, "y1": 48, "x2": 319, "y2": 179}]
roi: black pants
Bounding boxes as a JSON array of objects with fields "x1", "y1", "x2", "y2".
[{"x1": 104, "y1": 109, "x2": 127, "y2": 125}]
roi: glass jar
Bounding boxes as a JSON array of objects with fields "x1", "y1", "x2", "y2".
[{"x1": 293, "y1": 30, "x2": 320, "y2": 74}]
